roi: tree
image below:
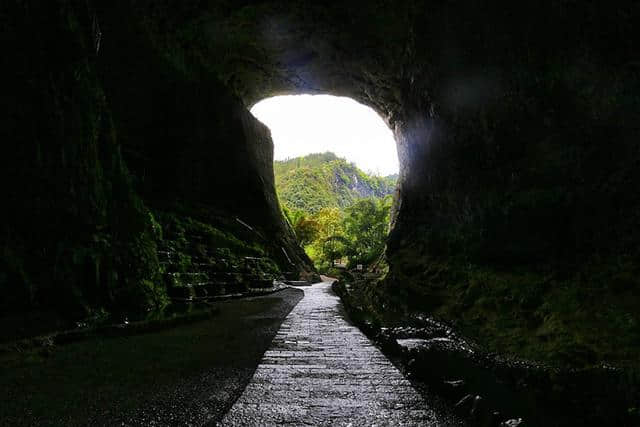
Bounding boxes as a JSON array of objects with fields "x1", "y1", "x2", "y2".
[
  {"x1": 342, "y1": 196, "x2": 392, "y2": 266},
  {"x1": 293, "y1": 215, "x2": 321, "y2": 247},
  {"x1": 307, "y1": 207, "x2": 345, "y2": 268},
  {"x1": 282, "y1": 207, "x2": 320, "y2": 247},
  {"x1": 276, "y1": 154, "x2": 396, "y2": 271}
]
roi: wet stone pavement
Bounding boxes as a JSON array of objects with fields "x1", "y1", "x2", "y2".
[{"x1": 219, "y1": 281, "x2": 441, "y2": 426}]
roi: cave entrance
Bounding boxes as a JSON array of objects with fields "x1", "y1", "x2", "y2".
[{"x1": 250, "y1": 94, "x2": 398, "y2": 273}]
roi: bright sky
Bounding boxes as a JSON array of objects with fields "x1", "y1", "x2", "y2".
[{"x1": 250, "y1": 95, "x2": 399, "y2": 176}]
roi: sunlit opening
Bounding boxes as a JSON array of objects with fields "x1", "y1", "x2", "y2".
[
  {"x1": 250, "y1": 95, "x2": 398, "y2": 272},
  {"x1": 250, "y1": 95, "x2": 398, "y2": 176}
]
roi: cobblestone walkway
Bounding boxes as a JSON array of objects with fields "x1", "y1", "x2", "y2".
[{"x1": 220, "y1": 281, "x2": 440, "y2": 426}]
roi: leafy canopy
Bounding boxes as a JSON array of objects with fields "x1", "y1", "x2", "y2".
[{"x1": 275, "y1": 152, "x2": 396, "y2": 270}]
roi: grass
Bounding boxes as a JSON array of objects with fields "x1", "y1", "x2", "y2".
[{"x1": 0, "y1": 289, "x2": 303, "y2": 426}]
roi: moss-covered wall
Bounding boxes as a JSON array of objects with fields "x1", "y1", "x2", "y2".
[
  {"x1": 93, "y1": 2, "x2": 309, "y2": 270},
  {"x1": 0, "y1": 2, "x2": 161, "y2": 318},
  {"x1": 0, "y1": 1, "x2": 312, "y2": 324}
]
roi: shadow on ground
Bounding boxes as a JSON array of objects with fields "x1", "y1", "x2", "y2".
[{"x1": 0, "y1": 288, "x2": 303, "y2": 426}]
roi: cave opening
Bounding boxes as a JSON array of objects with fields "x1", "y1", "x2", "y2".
[
  {"x1": 2, "y1": 2, "x2": 639, "y2": 424},
  {"x1": 250, "y1": 94, "x2": 399, "y2": 272}
]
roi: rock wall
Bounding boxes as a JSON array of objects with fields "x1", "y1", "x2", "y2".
[
  {"x1": 94, "y1": 2, "x2": 306, "y2": 266},
  {"x1": 0, "y1": 1, "x2": 311, "y2": 324},
  {"x1": 390, "y1": 1, "x2": 640, "y2": 267},
  {"x1": 0, "y1": 2, "x2": 161, "y2": 318},
  {"x1": 385, "y1": 2, "x2": 640, "y2": 363}
]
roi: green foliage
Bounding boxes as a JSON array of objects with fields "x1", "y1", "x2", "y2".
[
  {"x1": 115, "y1": 279, "x2": 169, "y2": 314},
  {"x1": 342, "y1": 197, "x2": 392, "y2": 267},
  {"x1": 275, "y1": 153, "x2": 396, "y2": 271},
  {"x1": 306, "y1": 208, "x2": 346, "y2": 269},
  {"x1": 274, "y1": 152, "x2": 341, "y2": 176},
  {"x1": 156, "y1": 211, "x2": 265, "y2": 260},
  {"x1": 289, "y1": 215, "x2": 321, "y2": 247},
  {"x1": 277, "y1": 167, "x2": 336, "y2": 213},
  {"x1": 153, "y1": 210, "x2": 281, "y2": 293},
  {"x1": 274, "y1": 152, "x2": 396, "y2": 214}
]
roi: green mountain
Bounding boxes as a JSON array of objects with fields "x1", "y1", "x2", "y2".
[{"x1": 274, "y1": 152, "x2": 396, "y2": 213}]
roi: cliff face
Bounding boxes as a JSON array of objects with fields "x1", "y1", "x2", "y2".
[
  {"x1": 1, "y1": 1, "x2": 639, "y2": 365},
  {"x1": 96, "y1": 3, "x2": 277, "y2": 228}
]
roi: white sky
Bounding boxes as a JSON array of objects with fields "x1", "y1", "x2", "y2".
[{"x1": 250, "y1": 95, "x2": 399, "y2": 176}]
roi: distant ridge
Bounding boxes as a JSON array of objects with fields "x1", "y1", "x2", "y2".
[{"x1": 274, "y1": 152, "x2": 396, "y2": 213}]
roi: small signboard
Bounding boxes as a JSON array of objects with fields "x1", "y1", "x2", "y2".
[{"x1": 356, "y1": 264, "x2": 363, "y2": 271}]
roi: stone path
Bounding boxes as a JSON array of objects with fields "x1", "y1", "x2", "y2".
[{"x1": 219, "y1": 281, "x2": 440, "y2": 426}]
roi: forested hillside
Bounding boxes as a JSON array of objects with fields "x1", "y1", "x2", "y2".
[
  {"x1": 274, "y1": 152, "x2": 396, "y2": 270},
  {"x1": 274, "y1": 152, "x2": 396, "y2": 214}
]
